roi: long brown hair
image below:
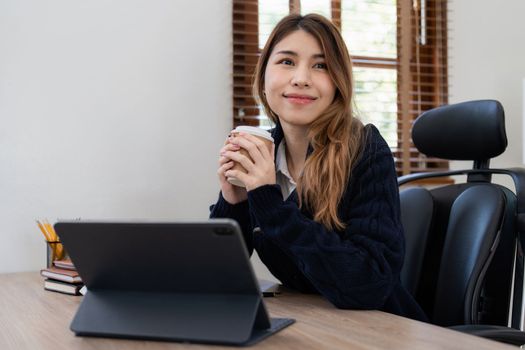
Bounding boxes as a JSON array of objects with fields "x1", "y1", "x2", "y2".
[{"x1": 253, "y1": 14, "x2": 364, "y2": 231}]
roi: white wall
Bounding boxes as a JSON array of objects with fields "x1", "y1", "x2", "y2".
[
  {"x1": 449, "y1": 0, "x2": 525, "y2": 188},
  {"x1": 0, "y1": 0, "x2": 234, "y2": 273},
  {"x1": 6, "y1": 0, "x2": 522, "y2": 280}
]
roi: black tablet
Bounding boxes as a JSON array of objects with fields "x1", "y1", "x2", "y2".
[{"x1": 55, "y1": 219, "x2": 294, "y2": 345}]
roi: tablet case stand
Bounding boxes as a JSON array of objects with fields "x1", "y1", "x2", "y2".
[
  {"x1": 56, "y1": 220, "x2": 294, "y2": 346},
  {"x1": 72, "y1": 290, "x2": 293, "y2": 345}
]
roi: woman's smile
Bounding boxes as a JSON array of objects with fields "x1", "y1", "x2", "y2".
[{"x1": 283, "y1": 93, "x2": 318, "y2": 105}]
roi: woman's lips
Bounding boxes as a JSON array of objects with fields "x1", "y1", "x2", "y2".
[{"x1": 284, "y1": 94, "x2": 317, "y2": 105}]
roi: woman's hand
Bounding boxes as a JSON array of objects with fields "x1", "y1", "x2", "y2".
[
  {"x1": 223, "y1": 132, "x2": 276, "y2": 191},
  {"x1": 217, "y1": 138, "x2": 248, "y2": 204}
]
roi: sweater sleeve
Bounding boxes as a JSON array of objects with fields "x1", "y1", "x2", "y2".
[
  {"x1": 209, "y1": 192, "x2": 254, "y2": 255},
  {"x1": 248, "y1": 126, "x2": 404, "y2": 310}
]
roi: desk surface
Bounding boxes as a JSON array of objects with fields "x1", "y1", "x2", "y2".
[{"x1": 0, "y1": 272, "x2": 514, "y2": 350}]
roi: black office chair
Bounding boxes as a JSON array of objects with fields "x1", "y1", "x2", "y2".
[{"x1": 398, "y1": 100, "x2": 525, "y2": 346}]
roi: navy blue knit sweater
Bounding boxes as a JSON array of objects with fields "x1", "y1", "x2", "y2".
[{"x1": 210, "y1": 123, "x2": 427, "y2": 321}]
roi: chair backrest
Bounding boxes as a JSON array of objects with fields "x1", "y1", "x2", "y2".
[
  {"x1": 433, "y1": 185, "x2": 505, "y2": 326},
  {"x1": 399, "y1": 100, "x2": 523, "y2": 328}
]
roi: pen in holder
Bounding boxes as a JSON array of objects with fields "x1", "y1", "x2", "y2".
[{"x1": 46, "y1": 240, "x2": 66, "y2": 268}]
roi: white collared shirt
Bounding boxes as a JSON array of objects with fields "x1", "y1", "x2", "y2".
[{"x1": 275, "y1": 140, "x2": 297, "y2": 200}]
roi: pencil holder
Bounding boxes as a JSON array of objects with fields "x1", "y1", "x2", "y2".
[{"x1": 46, "y1": 241, "x2": 66, "y2": 268}]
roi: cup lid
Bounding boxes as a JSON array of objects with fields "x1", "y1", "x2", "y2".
[{"x1": 233, "y1": 126, "x2": 274, "y2": 142}]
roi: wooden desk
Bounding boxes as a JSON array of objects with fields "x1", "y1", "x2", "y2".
[{"x1": 0, "y1": 272, "x2": 514, "y2": 349}]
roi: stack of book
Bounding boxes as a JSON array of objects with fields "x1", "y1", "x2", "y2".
[{"x1": 40, "y1": 259, "x2": 84, "y2": 295}]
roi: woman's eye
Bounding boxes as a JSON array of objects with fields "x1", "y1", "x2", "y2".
[
  {"x1": 279, "y1": 59, "x2": 294, "y2": 66},
  {"x1": 313, "y1": 63, "x2": 327, "y2": 69}
]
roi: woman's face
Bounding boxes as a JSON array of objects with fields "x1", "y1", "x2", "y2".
[{"x1": 264, "y1": 30, "x2": 336, "y2": 128}]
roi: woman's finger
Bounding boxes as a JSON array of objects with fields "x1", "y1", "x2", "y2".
[
  {"x1": 217, "y1": 161, "x2": 235, "y2": 178},
  {"x1": 225, "y1": 168, "x2": 249, "y2": 186},
  {"x1": 238, "y1": 132, "x2": 269, "y2": 148},
  {"x1": 223, "y1": 150, "x2": 254, "y2": 172},
  {"x1": 218, "y1": 155, "x2": 232, "y2": 166},
  {"x1": 220, "y1": 142, "x2": 241, "y2": 154},
  {"x1": 230, "y1": 135, "x2": 267, "y2": 165},
  {"x1": 218, "y1": 144, "x2": 241, "y2": 166},
  {"x1": 223, "y1": 131, "x2": 237, "y2": 145}
]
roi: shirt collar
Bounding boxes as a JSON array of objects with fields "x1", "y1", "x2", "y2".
[{"x1": 275, "y1": 140, "x2": 296, "y2": 185}]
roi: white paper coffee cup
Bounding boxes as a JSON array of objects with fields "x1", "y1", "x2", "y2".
[{"x1": 227, "y1": 126, "x2": 274, "y2": 188}]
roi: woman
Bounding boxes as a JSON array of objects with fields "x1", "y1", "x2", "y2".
[{"x1": 210, "y1": 13, "x2": 426, "y2": 321}]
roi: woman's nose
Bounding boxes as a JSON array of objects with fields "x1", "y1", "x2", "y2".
[{"x1": 291, "y1": 65, "x2": 311, "y2": 87}]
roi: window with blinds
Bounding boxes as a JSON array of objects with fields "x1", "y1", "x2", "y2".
[{"x1": 232, "y1": 0, "x2": 448, "y2": 176}]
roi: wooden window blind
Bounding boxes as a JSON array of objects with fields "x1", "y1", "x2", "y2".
[
  {"x1": 232, "y1": 0, "x2": 448, "y2": 176},
  {"x1": 397, "y1": 0, "x2": 448, "y2": 175},
  {"x1": 233, "y1": 0, "x2": 260, "y2": 127}
]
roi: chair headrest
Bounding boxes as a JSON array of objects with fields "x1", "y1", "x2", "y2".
[{"x1": 412, "y1": 100, "x2": 507, "y2": 161}]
